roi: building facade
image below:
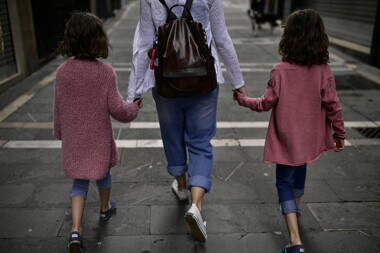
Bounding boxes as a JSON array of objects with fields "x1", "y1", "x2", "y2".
[
  {"x1": 0, "y1": 0, "x2": 122, "y2": 93},
  {"x1": 1, "y1": 0, "x2": 379, "y2": 93}
]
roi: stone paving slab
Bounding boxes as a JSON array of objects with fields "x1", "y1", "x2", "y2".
[
  {"x1": 0, "y1": 128, "x2": 42, "y2": 140},
  {"x1": 320, "y1": 145, "x2": 380, "y2": 162},
  {"x1": 364, "y1": 229, "x2": 380, "y2": 249},
  {"x1": 194, "y1": 233, "x2": 285, "y2": 253},
  {"x1": 0, "y1": 183, "x2": 36, "y2": 206},
  {"x1": 150, "y1": 205, "x2": 192, "y2": 235},
  {"x1": 325, "y1": 179, "x2": 380, "y2": 201},
  {"x1": 308, "y1": 202, "x2": 380, "y2": 230},
  {"x1": 0, "y1": 208, "x2": 66, "y2": 238},
  {"x1": 302, "y1": 180, "x2": 341, "y2": 202},
  {"x1": 229, "y1": 203, "x2": 285, "y2": 233},
  {"x1": 111, "y1": 162, "x2": 157, "y2": 183},
  {"x1": 301, "y1": 231, "x2": 380, "y2": 253},
  {"x1": 100, "y1": 235, "x2": 194, "y2": 253},
  {"x1": 58, "y1": 206, "x2": 150, "y2": 237},
  {"x1": 0, "y1": 183, "x2": 68, "y2": 209},
  {"x1": 119, "y1": 147, "x2": 166, "y2": 165},
  {"x1": 306, "y1": 160, "x2": 380, "y2": 180},
  {"x1": 110, "y1": 182, "x2": 176, "y2": 206},
  {"x1": 206, "y1": 179, "x2": 262, "y2": 203},
  {"x1": 113, "y1": 162, "x2": 175, "y2": 184},
  {"x1": 0, "y1": 237, "x2": 69, "y2": 253},
  {"x1": 213, "y1": 147, "x2": 249, "y2": 162},
  {"x1": 0, "y1": 148, "x2": 61, "y2": 164},
  {"x1": 0, "y1": 163, "x2": 66, "y2": 184}
]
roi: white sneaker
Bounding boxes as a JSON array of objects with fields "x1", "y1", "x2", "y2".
[
  {"x1": 171, "y1": 179, "x2": 189, "y2": 202},
  {"x1": 185, "y1": 203, "x2": 207, "y2": 242}
]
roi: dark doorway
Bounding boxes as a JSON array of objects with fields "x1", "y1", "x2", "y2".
[{"x1": 31, "y1": 0, "x2": 91, "y2": 64}]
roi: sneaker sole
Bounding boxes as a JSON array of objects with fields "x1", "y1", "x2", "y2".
[
  {"x1": 185, "y1": 213, "x2": 206, "y2": 242},
  {"x1": 68, "y1": 241, "x2": 84, "y2": 253}
]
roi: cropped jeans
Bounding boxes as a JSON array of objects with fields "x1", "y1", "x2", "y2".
[
  {"x1": 70, "y1": 171, "x2": 112, "y2": 198},
  {"x1": 152, "y1": 86, "x2": 219, "y2": 192},
  {"x1": 276, "y1": 164, "x2": 307, "y2": 215}
]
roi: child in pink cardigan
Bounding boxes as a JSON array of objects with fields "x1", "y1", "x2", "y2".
[
  {"x1": 234, "y1": 9, "x2": 345, "y2": 253},
  {"x1": 54, "y1": 12, "x2": 142, "y2": 253}
]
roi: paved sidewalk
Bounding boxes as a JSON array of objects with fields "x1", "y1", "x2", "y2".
[{"x1": 0, "y1": 1, "x2": 380, "y2": 252}]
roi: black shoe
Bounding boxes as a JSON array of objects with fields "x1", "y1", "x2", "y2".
[
  {"x1": 279, "y1": 244, "x2": 305, "y2": 253},
  {"x1": 67, "y1": 231, "x2": 84, "y2": 253},
  {"x1": 100, "y1": 198, "x2": 117, "y2": 221}
]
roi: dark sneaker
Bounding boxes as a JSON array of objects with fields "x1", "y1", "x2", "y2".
[
  {"x1": 67, "y1": 231, "x2": 84, "y2": 253},
  {"x1": 100, "y1": 198, "x2": 117, "y2": 221},
  {"x1": 279, "y1": 244, "x2": 305, "y2": 253}
]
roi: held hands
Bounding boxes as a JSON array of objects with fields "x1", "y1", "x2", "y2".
[
  {"x1": 233, "y1": 86, "x2": 248, "y2": 106},
  {"x1": 334, "y1": 137, "x2": 345, "y2": 152},
  {"x1": 133, "y1": 97, "x2": 143, "y2": 108}
]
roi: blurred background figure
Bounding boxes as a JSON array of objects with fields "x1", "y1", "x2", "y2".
[{"x1": 247, "y1": 0, "x2": 279, "y2": 35}]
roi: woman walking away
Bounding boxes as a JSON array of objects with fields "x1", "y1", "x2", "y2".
[
  {"x1": 234, "y1": 9, "x2": 345, "y2": 253},
  {"x1": 128, "y1": 0, "x2": 246, "y2": 243},
  {"x1": 54, "y1": 12, "x2": 142, "y2": 253}
]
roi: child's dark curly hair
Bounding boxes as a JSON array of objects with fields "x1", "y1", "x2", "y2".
[
  {"x1": 59, "y1": 12, "x2": 109, "y2": 59},
  {"x1": 279, "y1": 9, "x2": 329, "y2": 66}
]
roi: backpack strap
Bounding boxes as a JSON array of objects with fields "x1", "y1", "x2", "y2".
[
  {"x1": 159, "y1": 0, "x2": 194, "y2": 21},
  {"x1": 182, "y1": 0, "x2": 193, "y2": 19},
  {"x1": 158, "y1": 0, "x2": 178, "y2": 21}
]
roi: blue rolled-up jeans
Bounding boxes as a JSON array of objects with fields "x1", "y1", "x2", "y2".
[
  {"x1": 152, "y1": 86, "x2": 219, "y2": 192},
  {"x1": 276, "y1": 164, "x2": 307, "y2": 215},
  {"x1": 70, "y1": 171, "x2": 112, "y2": 198}
]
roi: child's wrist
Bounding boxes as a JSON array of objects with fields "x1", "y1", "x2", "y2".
[{"x1": 333, "y1": 133, "x2": 345, "y2": 139}]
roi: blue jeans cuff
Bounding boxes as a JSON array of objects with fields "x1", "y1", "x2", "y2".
[
  {"x1": 188, "y1": 175, "x2": 212, "y2": 192},
  {"x1": 280, "y1": 199, "x2": 298, "y2": 215},
  {"x1": 293, "y1": 188, "x2": 304, "y2": 198},
  {"x1": 70, "y1": 191, "x2": 87, "y2": 199},
  {"x1": 167, "y1": 165, "x2": 188, "y2": 177}
]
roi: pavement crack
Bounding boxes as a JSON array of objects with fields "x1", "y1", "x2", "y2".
[
  {"x1": 239, "y1": 232, "x2": 249, "y2": 240},
  {"x1": 116, "y1": 162, "x2": 151, "y2": 177},
  {"x1": 130, "y1": 189, "x2": 170, "y2": 206},
  {"x1": 27, "y1": 112, "x2": 37, "y2": 122},
  {"x1": 225, "y1": 161, "x2": 245, "y2": 182}
]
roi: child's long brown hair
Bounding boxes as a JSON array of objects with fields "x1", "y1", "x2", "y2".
[
  {"x1": 279, "y1": 9, "x2": 329, "y2": 66},
  {"x1": 59, "y1": 12, "x2": 109, "y2": 59}
]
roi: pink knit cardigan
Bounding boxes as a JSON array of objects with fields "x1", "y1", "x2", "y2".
[
  {"x1": 54, "y1": 58, "x2": 139, "y2": 179},
  {"x1": 236, "y1": 62, "x2": 345, "y2": 166}
]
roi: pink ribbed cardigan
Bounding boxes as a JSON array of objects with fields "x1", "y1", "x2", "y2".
[
  {"x1": 236, "y1": 62, "x2": 345, "y2": 166},
  {"x1": 54, "y1": 58, "x2": 139, "y2": 179}
]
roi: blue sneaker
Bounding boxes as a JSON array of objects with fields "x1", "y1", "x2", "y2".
[
  {"x1": 67, "y1": 231, "x2": 84, "y2": 253},
  {"x1": 99, "y1": 199, "x2": 117, "y2": 221},
  {"x1": 279, "y1": 244, "x2": 305, "y2": 253}
]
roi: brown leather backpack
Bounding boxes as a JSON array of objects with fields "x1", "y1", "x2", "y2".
[{"x1": 152, "y1": 0, "x2": 217, "y2": 98}]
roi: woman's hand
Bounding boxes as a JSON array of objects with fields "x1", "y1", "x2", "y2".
[
  {"x1": 133, "y1": 97, "x2": 143, "y2": 108},
  {"x1": 233, "y1": 85, "x2": 248, "y2": 101}
]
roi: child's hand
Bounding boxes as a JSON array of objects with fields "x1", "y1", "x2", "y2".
[
  {"x1": 334, "y1": 137, "x2": 345, "y2": 152},
  {"x1": 133, "y1": 97, "x2": 143, "y2": 108}
]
